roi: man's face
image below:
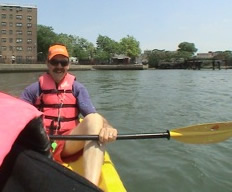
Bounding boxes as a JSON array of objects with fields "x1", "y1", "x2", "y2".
[{"x1": 47, "y1": 55, "x2": 70, "y2": 84}]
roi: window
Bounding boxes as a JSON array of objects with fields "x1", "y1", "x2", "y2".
[
  {"x1": 9, "y1": 22, "x2": 13, "y2": 27},
  {"x1": 1, "y1": 46, "x2": 7, "y2": 51},
  {"x1": 16, "y1": 23, "x2": 23, "y2": 27},
  {"x1": 1, "y1": 30, "x2": 7, "y2": 34},
  {"x1": 9, "y1": 30, "x2": 13, "y2": 35},
  {"x1": 1, "y1": 38, "x2": 7, "y2": 43},
  {"x1": 1, "y1": 7, "x2": 7, "y2": 11},
  {"x1": 16, "y1": 46, "x2": 23, "y2": 51},
  {"x1": 16, "y1": 7, "x2": 23, "y2": 12},
  {"x1": 27, "y1": 47, "x2": 32, "y2": 51},
  {"x1": 9, "y1": 38, "x2": 13, "y2": 43},
  {"x1": 16, "y1": 15, "x2": 23, "y2": 20},
  {"x1": 27, "y1": 16, "x2": 32, "y2": 20},
  {"x1": 27, "y1": 8, "x2": 32, "y2": 12},
  {"x1": 16, "y1": 38, "x2": 23, "y2": 43},
  {"x1": 27, "y1": 31, "x2": 32, "y2": 35},
  {"x1": 16, "y1": 30, "x2": 23, "y2": 35},
  {"x1": 27, "y1": 39, "x2": 32, "y2": 44},
  {"x1": 26, "y1": 56, "x2": 32, "y2": 60},
  {"x1": 27, "y1": 23, "x2": 32, "y2": 28},
  {"x1": 16, "y1": 56, "x2": 23, "y2": 61},
  {"x1": 9, "y1": 14, "x2": 13, "y2": 19},
  {"x1": 1, "y1": 14, "x2": 6, "y2": 19},
  {"x1": 1, "y1": 22, "x2": 7, "y2": 26}
]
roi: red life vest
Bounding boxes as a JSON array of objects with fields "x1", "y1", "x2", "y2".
[{"x1": 35, "y1": 73, "x2": 79, "y2": 134}]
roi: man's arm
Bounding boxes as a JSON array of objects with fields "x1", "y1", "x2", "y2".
[
  {"x1": 73, "y1": 81, "x2": 97, "y2": 116},
  {"x1": 20, "y1": 82, "x2": 40, "y2": 105},
  {"x1": 73, "y1": 81, "x2": 117, "y2": 143}
]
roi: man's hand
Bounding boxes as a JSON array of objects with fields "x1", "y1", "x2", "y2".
[{"x1": 99, "y1": 120, "x2": 117, "y2": 143}]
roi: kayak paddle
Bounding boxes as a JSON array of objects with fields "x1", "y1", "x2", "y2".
[{"x1": 49, "y1": 121, "x2": 232, "y2": 144}]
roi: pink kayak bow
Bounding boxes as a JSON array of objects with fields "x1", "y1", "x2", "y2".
[{"x1": 0, "y1": 92, "x2": 42, "y2": 166}]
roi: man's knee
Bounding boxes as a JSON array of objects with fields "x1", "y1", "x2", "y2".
[
  {"x1": 84, "y1": 113, "x2": 102, "y2": 121},
  {"x1": 81, "y1": 113, "x2": 103, "y2": 134}
]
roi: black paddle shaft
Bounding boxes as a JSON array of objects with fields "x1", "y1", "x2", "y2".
[{"x1": 49, "y1": 131, "x2": 170, "y2": 141}]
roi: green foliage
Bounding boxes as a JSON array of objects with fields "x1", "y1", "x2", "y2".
[
  {"x1": 94, "y1": 49, "x2": 109, "y2": 63},
  {"x1": 96, "y1": 35, "x2": 120, "y2": 61},
  {"x1": 72, "y1": 37, "x2": 95, "y2": 60},
  {"x1": 175, "y1": 50, "x2": 193, "y2": 60},
  {"x1": 148, "y1": 53, "x2": 160, "y2": 68},
  {"x1": 56, "y1": 33, "x2": 75, "y2": 55},
  {"x1": 37, "y1": 25, "x2": 57, "y2": 59},
  {"x1": 147, "y1": 46, "x2": 196, "y2": 68},
  {"x1": 147, "y1": 42, "x2": 198, "y2": 68},
  {"x1": 37, "y1": 24, "x2": 230, "y2": 68},
  {"x1": 177, "y1": 42, "x2": 198, "y2": 56},
  {"x1": 37, "y1": 24, "x2": 143, "y2": 63},
  {"x1": 37, "y1": 25, "x2": 95, "y2": 62},
  {"x1": 119, "y1": 35, "x2": 141, "y2": 59},
  {"x1": 38, "y1": 24, "x2": 213, "y2": 67},
  {"x1": 147, "y1": 49, "x2": 167, "y2": 68},
  {"x1": 214, "y1": 50, "x2": 232, "y2": 66}
]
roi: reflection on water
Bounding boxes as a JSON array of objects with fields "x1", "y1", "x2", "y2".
[{"x1": 1, "y1": 69, "x2": 232, "y2": 192}]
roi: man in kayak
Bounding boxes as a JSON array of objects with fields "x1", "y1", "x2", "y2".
[{"x1": 20, "y1": 43, "x2": 117, "y2": 186}]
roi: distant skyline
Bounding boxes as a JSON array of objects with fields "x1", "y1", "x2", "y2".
[{"x1": 2, "y1": 0, "x2": 232, "y2": 53}]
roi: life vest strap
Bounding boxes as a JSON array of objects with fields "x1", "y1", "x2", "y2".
[
  {"x1": 39, "y1": 104, "x2": 77, "y2": 108},
  {"x1": 41, "y1": 89, "x2": 73, "y2": 94},
  {"x1": 45, "y1": 115, "x2": 78, "y2": 122}
]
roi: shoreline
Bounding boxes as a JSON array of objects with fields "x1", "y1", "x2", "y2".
[{"x1": 0, "y1": 63, "x2": 148, "y2": 72}]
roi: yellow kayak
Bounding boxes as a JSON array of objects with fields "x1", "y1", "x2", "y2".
[{"x1": 64, "y1": 152, "x2": 126, "y2": 192}]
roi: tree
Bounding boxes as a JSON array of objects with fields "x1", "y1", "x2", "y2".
[
  {"x1": 120, "y1": 35, "x2": 141, "y2": 61},
  {"x1": 37, "y1": 25, "x2": 57, "y2": 60},
  {"x1": 177, "y1": 42, "x2": 198, "y2": 56},
  {"x1": 214, "y1": 51, "x2": 232, "y2": 66},
  {"x1": 147, "y1": 49, "x2": 166, "y2": 68},
  {"x1": 56, "y1": 33, "x2": 75, "y2": 56},
  {"x1": 95, "y1": 35, "x2": 120, "y2": 63},
  {"x1": 73, "y1": 37, "x2": 95, "y2": 61},
  {"x1": 96, "y1": 35, "x2": 119, "y2": 53},
  {"x1": 37, "y1": 24, "x2": 143, "y2": 65},
  {"x1": 175, "y1": 50, "x2": 193, "y2": 60},
  {"x1": 94, "y1": 50, "x2": 109, "y2": 64}
]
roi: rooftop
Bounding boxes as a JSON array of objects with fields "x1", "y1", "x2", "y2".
[{"x1": 0, "y1": 3, "x2": 37, "y2": 8}]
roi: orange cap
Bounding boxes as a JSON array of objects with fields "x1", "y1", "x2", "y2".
[{"x1": 48, "y1": 44, "x2": 69, "y2": 60}]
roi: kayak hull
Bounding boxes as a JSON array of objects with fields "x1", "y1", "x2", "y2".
[{"x1": 64, "y1": 152, "x2": 126, "y2": 192}]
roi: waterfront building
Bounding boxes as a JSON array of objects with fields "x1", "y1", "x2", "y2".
[{"x1": 0, "y1": 3, "x2": 37, "y2": 64}]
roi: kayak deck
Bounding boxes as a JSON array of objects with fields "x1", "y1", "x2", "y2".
[{"x1": 64, "y1": 152, "x2": 126, "y2": 192}]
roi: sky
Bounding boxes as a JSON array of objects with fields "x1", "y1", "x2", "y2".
[{"x1": 1, "y1": 0, "x2": 232, "y2": 53}]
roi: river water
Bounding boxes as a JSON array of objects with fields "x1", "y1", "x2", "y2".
[{"x1": 0, "y1": 69, "x2": 231, "y2": 192}]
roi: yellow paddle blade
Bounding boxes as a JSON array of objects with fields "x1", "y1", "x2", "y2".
[{"x1": 170, "y1": 122, "x2": 232, "y2": 144}]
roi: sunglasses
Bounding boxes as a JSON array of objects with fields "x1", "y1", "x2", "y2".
[{"x1": 49, "y1": 59, "x2": 69, "y2": 67}]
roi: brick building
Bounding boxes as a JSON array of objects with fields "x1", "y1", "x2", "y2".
[{"x1": 0, "y1": 3, "x2": 37, "y2": 64}]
